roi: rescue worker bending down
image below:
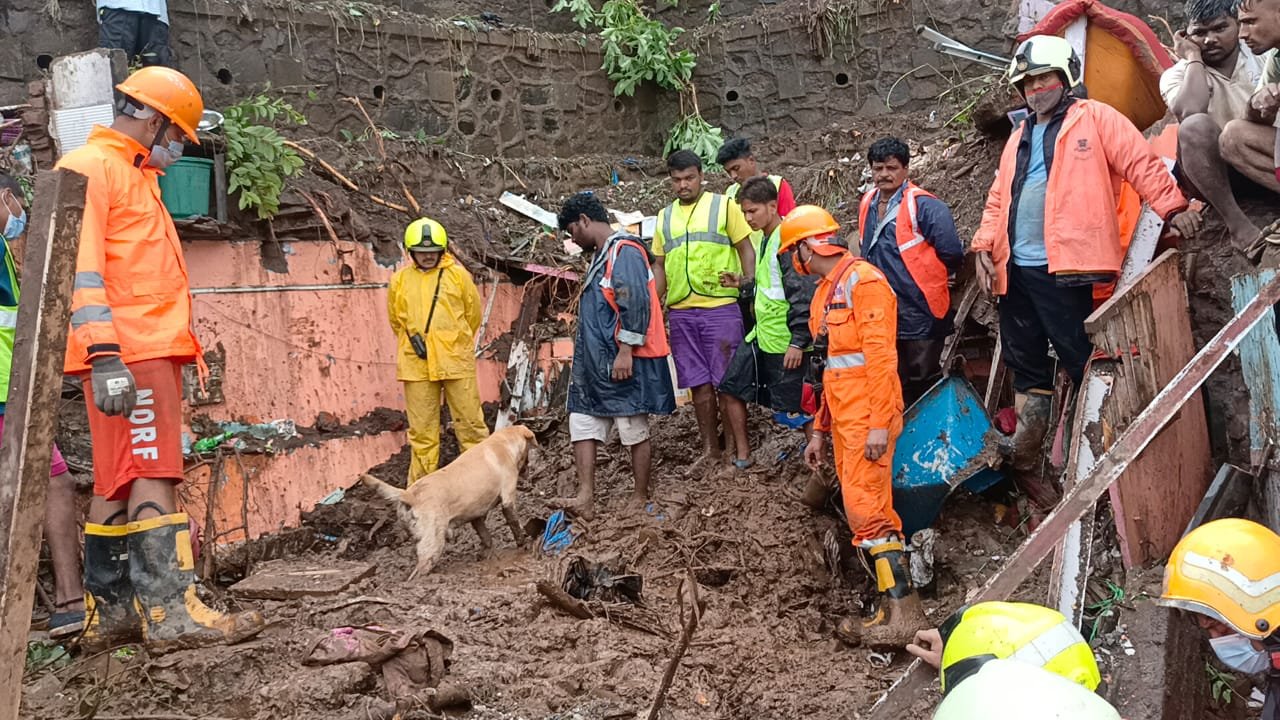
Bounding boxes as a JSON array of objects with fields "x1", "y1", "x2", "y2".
[
  {"x1": 1158, "y1": 518, "x2": 1280, "y2": 720},
  {"x1": 387, "y1": 218, "x2": 489, "y2": 484},
  {"x1": 57, "y1": 66, "x2": 264, "y2": 651},
  {"x1": 784, "y1": 205, "x2": 919, "y2": 648},
  {"x1": 908, "y1": 601, "x2": 1120, "y2": 719},
  {"x1": 971, "y1": 35, "x2": 1198, "y2": 505}
]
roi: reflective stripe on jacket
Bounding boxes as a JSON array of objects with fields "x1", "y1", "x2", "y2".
[
  {"x1": 654, "y1": 192, "x2": 741, "y2": 308},
  {"x1": 57, "y1": 126, "x2": 200, "y2": 374},
  {"x1": 971, "y1": 98, "x2": 1188, "y2": 296},
  {"x1": 858, "y1": 181, "x2": 953, "y2": 321},
  {"x1": 387, "y1": 253, "x2": 482, "y2": 382},
  {"x1": 809, "y1": 255, "x2": 901, "y2": 433},
  {"x1": 747, "y1": 225, "x2": 816, "y2": 354},
  {"x1": 602, "y1": 236, "x2": 670, "y2": 358}
]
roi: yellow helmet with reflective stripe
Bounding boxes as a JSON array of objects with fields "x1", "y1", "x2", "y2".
[
  {"x1": 1158, "y1": 518, "x2": 1280, "y2": 640},
  {"x1": 404, "y1": 217, "x2": 448, "y2": 253},
  {"x1": 939, "y1": 601, "x2": 1100, "y2": 695}
]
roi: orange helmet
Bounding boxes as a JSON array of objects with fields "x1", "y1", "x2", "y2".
[
  {"x1": 116, "y1": 67, "x2": 205, "y2": 144},
  {"x1": 778, "y1": 205, "x2": 844, "y2": 256}
]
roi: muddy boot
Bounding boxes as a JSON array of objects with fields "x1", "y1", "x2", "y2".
[
  {"x1": 1004, "y1": 390, "x2": 1060, "y2": 509},
  {"x1": 128, "y1": 512, "x2": 266, "y2": 653},
  {"x1": 80, "y1": 522, "x2": 144, "y2": 652},
  {"x1": 800, "y1": 471, "x2": 832, "y2": 510},
  {"x1": 836, "y1": 538, "x2": 927, "y2": 650}
]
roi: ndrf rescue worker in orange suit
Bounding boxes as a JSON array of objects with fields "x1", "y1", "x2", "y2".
[
  {"x1": 972, "y1": 35, "x2": 1200, "y2": 501},
  {"x1": 56, "y1": 67, "x2": 265, "y2": 651},
  {"x1": 784, "y1": 205, "x2": 924, "y2": 649},
  {"x1": 387, "y1": 217, "x2": 489, "y2": 484}
]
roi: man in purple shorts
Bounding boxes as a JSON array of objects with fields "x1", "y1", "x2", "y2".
[
  {"x1": 652, "y1": 150, "x2": 755, "y2": 470},
  {"x1": 0, "y1": 173, "x2": 85, "y2": 638}
]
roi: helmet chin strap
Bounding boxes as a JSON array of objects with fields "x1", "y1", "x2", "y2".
[{"x1": 149, "y1": 116, "x2": 174, "y2": 152}]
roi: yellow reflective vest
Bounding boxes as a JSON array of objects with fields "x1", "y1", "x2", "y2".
[
  {"x1": 387, "y1": 253, "x2": 482, "y2": 382},
  {"x1": 653, "y1": 192, "x2": 745, "y2": 310}
]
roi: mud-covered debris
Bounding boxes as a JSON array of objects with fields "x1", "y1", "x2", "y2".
[
  {"x1": 563, "y1": 555, "x2": 643, "y2": 603},
  {"x1": 304, "y1": 625, "x2": 456, "y2": 702},
  {"x1": 229, "y1": 559, "x2": 376, "y2": 600}
]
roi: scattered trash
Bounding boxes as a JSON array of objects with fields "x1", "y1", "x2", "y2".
[
  {"x1": 562, "y1": 555, "x2": 643, "y2": 603},
  {"x1": 909, "y1": 528, "x2": 936, "y2": 588},
  {"x1": 499, "y1": 191, "x2": 557, "y2": 228},
  {"x1": 318, "y1": 488, "x2": 346, "y2": 505},
  {"x1": 192, "y1": 431, "x2": 232, "y2": 453},
  {"x1": 867, "y1": 650, "x2": 894, "y2": 668},
  {"x1": 305, "y1": 625, "x2": 457, "y2": 702},
  {"x1": 772, "y1": 410, "x2": 812, "y2": 430},
  {"x1": 538, "y1": 510, "x2": 575, "y2": 556}
]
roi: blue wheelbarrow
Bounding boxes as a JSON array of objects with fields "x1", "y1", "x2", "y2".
[{"x1": 892, "y1": 376, "x2": 1004, "y2": 537}]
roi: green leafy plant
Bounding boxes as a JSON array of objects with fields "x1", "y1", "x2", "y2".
[
  {"x1": 1206, "y1": 662, "x2": 1236, "y2": 707},
  {"x1": 25, "y1": 641, "x2": 70, "y2": 674},
  {"x1": 550, "y1": 0, "x2": 598, "y2": 29},
  {"x1": 222, "y1": 94, "x2": 307, "y2": 220},
  {"x1": 598, "y1": 0, "x2": 695, "y2": 96},
  {"x1": 665, "y1": 108, "x2": 723, "y2": 170}
]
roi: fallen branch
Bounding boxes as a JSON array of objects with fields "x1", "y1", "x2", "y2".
[
  {"x1": 343, "y1": 97, "x2": 421, "y2": 214},
  {"x1": 646, "y1": 573, "x2": 703, "y2": 720},
  {"x1": 312, "y1": 595, "x2": 399, "y2": 614},
  {"x1": 535, "y1": 580, "x2": 593, "y2": 620},
  {"x1": 283, "y1": 140, "x2": 411, "y2": 214}
]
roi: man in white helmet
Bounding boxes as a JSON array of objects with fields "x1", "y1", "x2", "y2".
[{"x1": 971, "y1": 35, "x2": 1201, "y2": 508}]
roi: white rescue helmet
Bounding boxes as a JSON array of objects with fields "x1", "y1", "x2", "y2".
[
  {"x1": 933, "y1": 659, "x2": 1121, "y2": 720},
  {"x1": 1007, "y1": 35, "x2": 1083, "y2": 89}
]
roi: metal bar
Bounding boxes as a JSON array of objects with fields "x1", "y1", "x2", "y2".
[
  {"x1": 191, "y1": 282, "x2": 388, "y2": 295},
  {"x1": 0, "y1": 169, "x2": 86, "y2": 719},
  {"x1": 866, "y1": 271, "x2": 1280, "y2": 719}
]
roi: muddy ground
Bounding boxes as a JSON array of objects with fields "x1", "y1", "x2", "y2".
[{"x1": 22, "y1": 402, "x2": 1061, "y2": 720}]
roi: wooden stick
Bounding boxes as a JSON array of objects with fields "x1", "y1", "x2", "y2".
[
  {"x1": 940, "y1": 280, "x2": 980, "y2": 376},
  {"x1": 0, "y1": 168, "x2": 87, "y2": 720},
  {"x1": 865, "y1": 271, "x2": 1280, "y2": 718},
  {"x1": 283, "y1": 141, "x2": 412, "y2": 214},
  {"x1": 646, "y1": 573, "x2": 703, "y2": 720},
  {"x1": 200, "y1": 453, "x2": 223, "y2": 582},
  {"x1": 535, "y1": 580, "x2": 593, "y2": 620}
]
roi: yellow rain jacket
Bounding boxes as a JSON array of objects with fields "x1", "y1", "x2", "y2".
[{"x1": 387, "y1": 254, "x2": 482, "y2": 382}]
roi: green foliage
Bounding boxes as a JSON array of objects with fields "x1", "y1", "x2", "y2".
[
  {"x1": 222, "y1": 95, "x2": 307, "y2": 220},
  {"x1": 551, "y1": 0, "x2": 695, "y2": 97},
  {"x1": 665, "y1": 112, "x2": 724, "y2": 170},
  {"x1": 26, "y1": 641, "x2": 70, "y2": 674},
  {"x1": 1205, "y1": 662, "x2": 1236, "y2": 707}
]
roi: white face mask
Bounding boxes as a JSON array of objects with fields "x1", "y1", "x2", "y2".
[
  {"x1": 147, "y1": 139, "x2": 185, "y2": 170},
  {"x1": 1210, "y1": 634, "x2": 1271, "y2": 674}
]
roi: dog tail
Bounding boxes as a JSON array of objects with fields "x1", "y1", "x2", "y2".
[{"x1": 359, "y1": 473, "x2": 406, "y2": 503}]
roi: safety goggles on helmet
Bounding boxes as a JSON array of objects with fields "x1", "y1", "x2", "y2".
[
  {"x1": 404, "y1": 217, "x2": 449, "y2": 253},
  {"x1": 938, "y1": 601, "x2": 1100, "y2": 696},
  {"x1": 1157, "y1": 517, "x2": 1280, "y2": 640},
  {"x1": 1007, "y1": 35, "x2": 1082, "y2": 89}
]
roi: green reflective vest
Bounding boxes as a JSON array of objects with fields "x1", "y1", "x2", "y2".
[
  {"x1": 726, "y1": 174, "x2": 783, "y2": 256},
  {"x1": 746, "y1": 225, "x2": 791, "y2": 354},
  {"x1": 0, "y1": 239, "x2": 18, "y2": 405},
  {"x1": 657, "y1": 192, "x2": 740, "y2": 309}
]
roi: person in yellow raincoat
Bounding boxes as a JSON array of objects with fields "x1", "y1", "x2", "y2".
[{"x1": 387, "y1": 217, "x2": 489, "y2": 483}]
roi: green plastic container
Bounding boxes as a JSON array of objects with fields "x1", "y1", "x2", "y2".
[{"x1": 158, "y1": 157, "x2": 213, "y2": 219}]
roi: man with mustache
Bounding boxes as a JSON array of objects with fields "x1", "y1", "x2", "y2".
[{"x1": 971, "y1": 35, "x2": 1200, "y2": 505}]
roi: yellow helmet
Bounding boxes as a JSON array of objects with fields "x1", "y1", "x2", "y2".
[
  {"x1": 404, "y1": 217, "x2": 448, "y2": 253},
  {"x1": 1157, "y1": 518, "x2": 1280, "y2": 640},
  {"x1": 939, "y1": 601, "x2": 1100, "y2": 695}
]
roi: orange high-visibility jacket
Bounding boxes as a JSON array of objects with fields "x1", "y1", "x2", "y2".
[
  {"x1": 971, "y1": 99, "x2": 1187, "y2": 296},
  {"x1": 810, "y1": 255, "x2": 903, "y2": 433},
  {"x1": 57, "y1": 126, "x2": 200, "y2": 373},
  {"x1": 857, "y1": 181, "x2": 951, "y2": 319}
]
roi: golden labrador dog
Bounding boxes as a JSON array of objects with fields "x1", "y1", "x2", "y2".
[{"x1": 361, "y1": 425, "x2": 536, "y2": 578}]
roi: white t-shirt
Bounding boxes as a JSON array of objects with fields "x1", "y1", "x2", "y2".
[{"x1": 1159, "y1": 42, "x2": 1265, "y2": 128}]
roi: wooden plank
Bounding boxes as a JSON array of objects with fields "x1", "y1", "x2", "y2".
[
  {"x1": 1085, "y1": 251, "x2": 1212, "y2": 566},
  {"x1": 865, "y1": 270, "x2": 1280, "y2": 719},
  {"x1": 983, "y1": 332, "x2": 1005, "y2": 415},
  {"x1": 229, "y1": 559, "x2": 376, "y2": 599},
  {"x1": 940, "y1": 280, "x2": 980, "y2": 376},
  {"x1": 0, "y1": 169, "x2": 86, "y2": 720},
  {"x1": 1230, "y1": 270, "x2": 1280, "y2": 532}
]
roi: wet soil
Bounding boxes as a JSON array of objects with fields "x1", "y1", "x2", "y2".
[{"x1": 22, "y1": 405, "x2": 1045, "y2": 720}]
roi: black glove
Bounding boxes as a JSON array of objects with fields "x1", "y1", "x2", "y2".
[{"x1": 90, "y1": 356, "x2": 137, "y2": 417}]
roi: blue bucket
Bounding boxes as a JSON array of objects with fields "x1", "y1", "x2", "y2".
[{"x1": 892, "y1": 376, "x2": 1004, "y2": 537}]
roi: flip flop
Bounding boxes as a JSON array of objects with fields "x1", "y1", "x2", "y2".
[
  {"x1": 1245, "y1": 218, "x2": 1280, "y2": 264},
  {"x1": 731, "y1": 458, "x2": 754, "y2": 470}
]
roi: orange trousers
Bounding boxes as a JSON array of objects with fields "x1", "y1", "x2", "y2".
[{"x1": 827, "y1": 377, "x2": 905, "y2": 545}]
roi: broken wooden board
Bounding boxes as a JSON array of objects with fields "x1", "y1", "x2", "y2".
[
  {"x1": 229, "y1": 559, "x2": 376, "y2": 600},
  {"x1": 865, "y1": 268, "x2": 1280, "y2": 719}
]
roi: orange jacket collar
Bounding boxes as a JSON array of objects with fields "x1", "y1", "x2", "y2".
[{"x1": 86, "y1": 125, "x2": 157, "y2": 173}]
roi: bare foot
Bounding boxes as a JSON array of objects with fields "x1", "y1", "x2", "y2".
[
  {"x1": 550, "y1": 495, "x2": 596, "y2": 521},
  {"x1": 688, "y1": 452, "x2": 722, "y2": 477},
  {"x1": 624, "y1": 493, "x2": 649, "y2": 515}
]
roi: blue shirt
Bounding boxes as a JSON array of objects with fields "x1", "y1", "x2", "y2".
[
  {"x1": 861, "y1": 185, "x2": 964, "y2": 340},
  {"x1": 1012, "y1": 123, "x2": 1049, "y2": 267}
]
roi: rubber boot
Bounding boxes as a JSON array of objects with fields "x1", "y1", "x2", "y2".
[
  {"x1": 80, "y1": 522, "x2": 144, "y2": 651},
  {"x1": 836, "y1": 539, "x2": 927, "y2": 650},
  {"x1": 128, "y1": 512, "x2": 266, "y2": 653},
  {"x1": 1007, "y1": 390, "x2": 1060, "y2": 509}
]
